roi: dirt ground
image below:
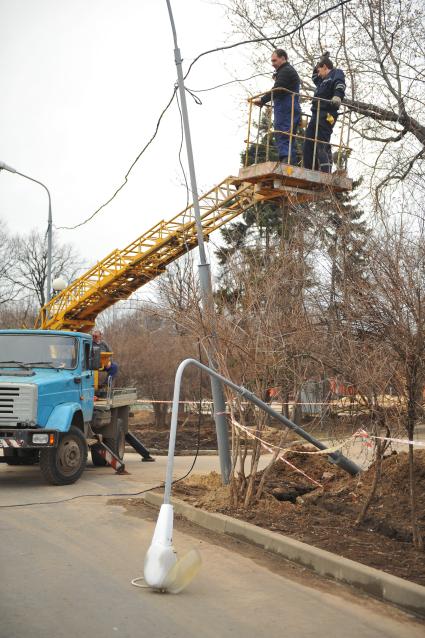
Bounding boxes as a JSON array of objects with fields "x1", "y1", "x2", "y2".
[
  {"x1": 173, "y1": 447, "x2": 425, "y2": 586},
  {"x1": 129, "y1": 414, "x2": 218, "y2": 453}
]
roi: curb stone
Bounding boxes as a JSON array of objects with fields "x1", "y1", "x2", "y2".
[{"x1": 143, "y1": 491, "x2": 425, "y2": 617}]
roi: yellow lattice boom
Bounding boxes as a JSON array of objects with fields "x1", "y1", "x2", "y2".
[{"x1": 36, "y1": 178, "x2": 259, "y2": 332}]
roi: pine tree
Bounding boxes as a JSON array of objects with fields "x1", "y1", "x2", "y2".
[
  {"x1": 216, "y1": 114, "x2": 291, "y2": 296},
  {"x1": 314, "y1": 178, "x2": 368, "y2": 318}
]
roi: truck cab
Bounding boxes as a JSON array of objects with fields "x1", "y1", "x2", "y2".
[{"x1": 0, "y1": 329, "x2": 136, "y2": 484}]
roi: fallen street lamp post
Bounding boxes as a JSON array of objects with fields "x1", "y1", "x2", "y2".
[{"x1": 143, "y1": 358, "x2": 361, "y2": 593}]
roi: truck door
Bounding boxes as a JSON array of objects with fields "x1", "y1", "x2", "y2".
[{"x1": 80, "y1": 340, "x2": 94, "y2": 421}]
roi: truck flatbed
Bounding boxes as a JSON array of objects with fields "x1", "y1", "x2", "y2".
[{"x1": 94, "y1": 388, "x2": 137, "y2": 411}]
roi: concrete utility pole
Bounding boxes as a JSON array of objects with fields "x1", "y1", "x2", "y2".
[
  {"x1": 165, "y1": 1, "x2": 232, "y2": 483},
  {"x1": 0, "y1": 161, "x2": 53, "y2": 304}
]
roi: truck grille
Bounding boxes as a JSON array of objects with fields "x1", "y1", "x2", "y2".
[{"x1": 0, "y1": 384, "x2": 37, "y2": 427}]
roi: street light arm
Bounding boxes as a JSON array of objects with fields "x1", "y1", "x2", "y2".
[
  {"x1": 13, "y1": 170, "x2": 52, "y2": 210},
  {"x1": 0, "y1": 161, "x2": 17, "y2": 173},
  {"x1": 14, "y1": 171, "x2": 53, "y2": 303},
  {"x1": 0, "y1": 162, "x2": 53, "y2": 303}
]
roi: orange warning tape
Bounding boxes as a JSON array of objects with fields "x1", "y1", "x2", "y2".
[{"x1": 231, "y1": 419, "x2": 323, "y2": 488}]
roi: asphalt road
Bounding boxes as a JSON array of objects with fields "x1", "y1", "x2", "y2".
[{"x1": 0, "y1": 455, "x2": 424, "y2": 638}]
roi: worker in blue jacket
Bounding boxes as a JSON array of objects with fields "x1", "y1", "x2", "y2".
[
  {"x1": 253, "y1": 49, "x2": 301, "y2": 165},
  {"x1": 303, "y1": 53, "x2": 346, "y2": 173}
]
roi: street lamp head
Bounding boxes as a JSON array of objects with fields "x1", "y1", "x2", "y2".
[
  {"x1": 52, "y1": 277, "x2": 67, "y2": 292},
  {"x1": 143, "y1": 503, "x2": 201, "y2": 593},
  {"x1": 0, "y1": 161, "x2": 17, "y2": 173}
]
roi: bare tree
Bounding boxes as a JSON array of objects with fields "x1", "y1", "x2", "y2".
[
  {"x1": 9, "y1": 230, "x2": 83, "y2": 307},
  {"x1": 106, "y1": 311, "x2": 200, "y2": 427},
  {"x1": 0, "y1": 300, "x2": 36, "y2": 329},
  {"x1": 338, "y1": 224, "x2": 425, "y2": 549},
  {"x1": 0, "y1": 219, "x2": 18, "y2": 305},
  {"x1": 156, "y1": 255, "x2": 201, "y2": 335},
  {"x1": 212, "y1": 232, "x2": 317, "y2": 507}
]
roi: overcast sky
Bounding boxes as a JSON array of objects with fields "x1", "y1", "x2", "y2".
[{"x1": 0, "y1": 0, "x2": 266, "y2": 276}]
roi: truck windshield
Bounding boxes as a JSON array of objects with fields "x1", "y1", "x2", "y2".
[{"x1": 0, "y1": 334, "x2": 78, "y2": 370}]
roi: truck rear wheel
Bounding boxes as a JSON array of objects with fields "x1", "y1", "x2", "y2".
[
  {"x1": 106, "y1": 423, "x2": 126, "y2": 460},
  {"x1": 91, "y1": 418, "x2": 126, "y2": 467},
  {"x1": 90, "y1": 446, "x2": 107, "y2": 466},
  {"x1": 39, "y1": 426, "x2": 87, "y2": 485}
]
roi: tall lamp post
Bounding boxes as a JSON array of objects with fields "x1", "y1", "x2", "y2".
[
  {"x1": 164, "y1": 1, "x2": 232, "y2": 483},
  {"x1": 0, "y1": 161, "x2": 53, "y2": 303}
]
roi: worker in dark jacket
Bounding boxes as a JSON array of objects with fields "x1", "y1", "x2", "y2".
[
  {"x1": 253, "y1": 49, "x2": 301, "y2": 165},
  {"x1": 92, "y1": 328, "x2": 118, "y2": 387},
  {"x1": 303, "y1": 53, "x2": 346, "y2": 173}
]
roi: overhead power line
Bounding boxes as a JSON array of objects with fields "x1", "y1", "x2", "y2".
[
  {"x1": 183, "y1": 0, "x2": 353, "y2": 80},
  {"x1": 58, "y1": 87, "x2": 177, "y2": 230}
]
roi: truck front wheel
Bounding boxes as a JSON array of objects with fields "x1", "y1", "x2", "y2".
[{"x1": 39, "y1": 426, "x2": 87, "y2": 485}]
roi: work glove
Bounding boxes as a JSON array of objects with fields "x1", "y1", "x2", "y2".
[{"x1": 331, "y1": 95, "x2": 342, "y2": 108}]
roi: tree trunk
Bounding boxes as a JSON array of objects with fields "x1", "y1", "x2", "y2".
[
  {"x1": 152, "y1": 402, "x2": 168, "y2": 428},
  {"x1": 292, "y1": 390, "x2": 302, "y2": 425},
  {"x1": 244, "y1": 438, "x2": 261, "y2": 508},
  {"x1": 406, "y1": 379, "x2": 424, "y2": 550},
  {"x1": 256, "y1": 430, "x2": 288, "y2": 500},
  {"x1": 354, "y1": 437, "x2": 384, "y2": 527},
  {"x1": 407, "y1": 431, "x2": 424, "y2": 550}
]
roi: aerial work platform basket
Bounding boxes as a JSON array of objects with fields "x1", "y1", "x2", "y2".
[{"x1": 236, "y1": 88, "x2": 353, "y2": 203}]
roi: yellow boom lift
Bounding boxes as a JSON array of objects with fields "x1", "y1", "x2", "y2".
[{"x1": 36, "y1": 91, "x2": 352, "y2": 332}]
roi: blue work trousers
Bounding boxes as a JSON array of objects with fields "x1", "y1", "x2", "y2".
[
  {"x1": 303, "y1": 112, "x2": 336, "y2": 173},
  {"x1": 102, "y1": 362, "x2": 118, "y2": 387},
  {"x1": 273, "y1": 95, "x2": 300, "y2": 164}
]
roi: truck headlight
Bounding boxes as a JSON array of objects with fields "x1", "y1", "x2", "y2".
[{"x1": 32, "y1": 433, "x2": 49, "y2": 444}]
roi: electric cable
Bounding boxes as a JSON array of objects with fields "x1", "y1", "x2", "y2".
[
  {"x1": 0, "y1": 483, "x2": 163, "y2": 509},
  {"x1": 131, "y1": 576, "x2": 149, "y2": 589},
  {"x1": 165, "y1": 92, "x2": 202, "y2": 484},
  {"x1": 186, "y1": 72, "x2": 267, "y2": 94},
  {"x1": 57, "y1": 86, "x2": 178, "y2": 230},
  {"x1": 185, "y1": 86, "x2": 202, "y2": 106},
  {"x1": 176, "y1": 90, "x2": 190, "y2": 209},
  {"x1": 0, "y1": 446, "x2": 202, "y2": 510},
  {"x1": 182, "y1": 0, "x2": 353, "y2": 81}
]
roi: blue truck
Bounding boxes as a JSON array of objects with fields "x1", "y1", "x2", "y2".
[{"x1": 0, "y1": 329, "x2": 137, "y2": 484}]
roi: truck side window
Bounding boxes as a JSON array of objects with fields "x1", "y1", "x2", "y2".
[{"x1": 83, "y1": 342, "x2": 91, "y2": 370}]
